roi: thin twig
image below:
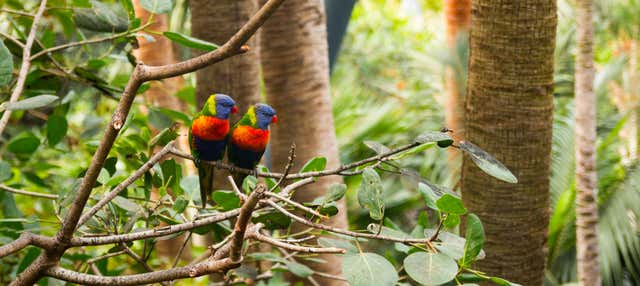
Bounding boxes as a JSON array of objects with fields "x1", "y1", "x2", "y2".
[
  {"x1": 250, "y1": 225, "x2": 345, "y2": 254},
  {"x1": 264, "y1": 192, "x2": 326, "y2": 219},
  {"x1": 77, "y1": 142, "x2": 174, "y2": 227},
  {"x1": 271, "y1": 143, "x2": 296, "y2": 192},
  {"x1": 227, "y1": 175, "x2": 247, "y2": 201},
  {"x1": 0, "y1": 8, "x2": 35, "y2": 17},
  {"x1": 0, "y1": 184, "x2": 58, "y2": 199},
  {"x1": 0, "y1": 31, "x2": 24, "y2": 48},
  {"x1": 70, "y1": 209, "x2": 240, "y2": 246},
  {"x1": 170, "y1": 140, "x2": 420, "y2": 180},
  {"x1": 268, "y1": 202, "x2": 433, "y2": 245},
  {"x1": 171, "y1": 232, "x2": 192, "y2": 268},
  {"x1": 29, "y1": 23, "x2": 152, "y2": 60},
  {"x1": 0, "y1": 0, "x2": 47, "y2": 137}
]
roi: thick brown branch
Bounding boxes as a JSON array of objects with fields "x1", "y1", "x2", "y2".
[
  {"x1": 77, "y1": 142, "x2": 174, "y2": 227},
  {"x1": 230, "y1": 184, "x2": 265, "y2": 262},
  {"x1": 44, "y1": 258, "x2": 235, "y2": 286},
  {"x1": 0, "y1": 233, "x2": 54, "y2": 258}
]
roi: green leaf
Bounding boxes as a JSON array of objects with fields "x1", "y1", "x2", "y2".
[
  {"x1": 357, "y1": 167, "x2": 385, "y2": 220},
  {"x1": 414, "y1": 131, "x2": 453, "y2": 145},
  {"x1": 432, "y1": 232, "x2": 466, "y2": 260},
  {"x1": 364, "y1": 141, "x2": 391, "y2": 154},
  {"x1": 490, "y1": 277, "x2": 522, "y2": 286},
  {"x1": 163, "y1": 32, "x2": 219, "y2": 51},
  {"x1": 211, "y1": 190, "x2": 241, "y2": 211},
  {"x1": 120, "y1": 0, "x2": 135, "y2": 19},
  {"x1": 149, "y1": 127, "x2": 178, "y2": 149},
  {"x1": 323, "y1": 183, "x2": 347, "y2": 203},
  {"x1": 179, "y1": 175, "x2": 199, "y2": 201},
  {"x1": 140, "y1": 0, "x2": 174, "y2": 14},
  {"x1": 300, "y1": 156, "x2": 327, "y2": 173},
  {"x1": 0, "y1": 161, "x2": 12, "y2": 182},
  {"x1": 342, "y1": 252, "x2": 398, "y2": 286},
  {"x1": 252, "y1": 211, "x2": 291, "y2": 230},
  {"x1": 418, "y1": 183, "x2": 438, "y2": 210},
  {"x1": 404, "y1": 252, "x2": 458, "y2": 285},
  {"x1": 443, "y1": 213, "x2": 461, "y2": 228},
  {"x1": 390, "y1": 142, "x2": 436, "y2": 160},
  {"x1": 7, "y1": 133, "x2": 40, "y2": 154},
  {"x1": 435, "y1": 194, "x2": 467, "y2": 215},
  {"x1": 173, "y1": 197, "x2": 188, "y2": 213},
  {"x1": 458, "y1": 141, "x2": 518, "y2": 183},
  {"x1": 112, "y1": 196, "x2": 142, "y2": 213},
  {"x1": 460, "y1": 213, "x2": 485, "y2": 267},
  {"x1": 0, "y1": 40, "x2": 12, "y2": 86},
  {"x1": 284, "y1": 261, "x2": 314, "y2": 278},
  {"x1": 46, "y1": 115, "x2": 68, "y2": 146},
  {"x1": 317, "y1": 237, "x2": 358, "y2": 254},
  {"x1": 242, "y1": 175, "x2": 257, "y2": 193},
  {"x1": 18, "y1": 247, "x2": 41, "y2": 273},
  {"x1": 2, "y1": 95, "x2": 58, "y2": 111},
  {"x1": 73, "y1": 0, "x2": 129, "y2": 32}
]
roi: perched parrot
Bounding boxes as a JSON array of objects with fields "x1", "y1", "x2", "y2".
[
  {"x1": 228, "y1": 103, "x2": 278, "y2": 187},
  {"x1": 189, "y1": 94, "x2": 238, "y2": 207}
]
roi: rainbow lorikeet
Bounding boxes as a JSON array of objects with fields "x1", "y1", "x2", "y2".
[
  {"x1": 189, "y1": 94, "x2": 238, "y2": 207},
  {"x1": 228, "y1": 103, "x2": 278, "y2": 186}
]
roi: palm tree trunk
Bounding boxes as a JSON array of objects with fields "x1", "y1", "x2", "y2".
[
  {"x1": 575, "y1": 0, "x2": 601, "y2": 284},
  {"x1": 461, "y1": 1, "x2": 556, "y2": 284},
  {"x1": 190, "y1": 0, "x2": 261, "y2": 112},
  {"x1": 133, "y1": 0, "x2": 189, "y2": 260},
  {"x1": 259, "y1": 0, "x2": 346, "y2": 285},
  {"x1": 443, "y1": 0, "x2": 470, "y2": 185}
]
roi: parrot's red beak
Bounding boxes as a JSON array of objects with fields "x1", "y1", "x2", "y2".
[
  {"x1": 231, "y1": 106, "x2": 238, "y2": 114},
  {"x1": 271, "y1": 115, "x2": 278, "y2": 124}
]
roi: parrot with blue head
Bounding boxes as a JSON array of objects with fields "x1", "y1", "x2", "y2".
[
  {"x1": 189, "y1": 94, "x2": 237, "y2": 207},
  {"x1": 228, "y1": 103, "x2": 278, "y2": 187}
]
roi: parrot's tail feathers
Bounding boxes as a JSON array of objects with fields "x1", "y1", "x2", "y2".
[{"x1": 198, "y1": 164, "x2": 215, "y2": 208}]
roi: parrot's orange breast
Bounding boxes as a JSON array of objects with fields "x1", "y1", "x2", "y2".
[
  {"x1": 231, "y1": 125, "x2": 269, "y2": 152},
  {"x1": 191, "y1": 116, "x2": 229, "y2": 141}
]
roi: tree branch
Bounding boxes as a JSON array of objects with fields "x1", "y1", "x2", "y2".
[
  {"x1": 0, "y1": 232, "x2": 55, "y2": 258},
  {"x1": 0, "y1": 0, "x2": 47, "y2": 137},
  {"x1": 229, "y1": 184, "x2": 265, "y2": 262},
  {"x1": 29, "y1": 23, "x2": 152, "y2": 61},
  {"x1": 0, "y1": 184, "x2": 58, "y2": 200},
  {"x1": 44, "y1": 258, "x2": 235, "y2": 286},
  {"x1": 266, "y1": 201, "x2": 433, "y2": 245},
  {"x1": 70, "y1": 209, "x2": 240, "y2": 246},
  {"x1": 169, "y1": 140, "x2": 421, "y2": 180},
  {"x1": 249, "y1": 225, "x2": 345, "y2": 254},
  {"x1": 77, "y1": 142, "x2": 175, "y2": 227}
]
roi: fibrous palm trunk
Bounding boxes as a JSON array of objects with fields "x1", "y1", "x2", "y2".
[
  {"x1": 575, "y1": 0, "x2": 601, "y2": 284},
  {"x1": 461, "y1": 1, "x2": 557, "y2": 284},
  {"x1": 259, "y1": 0, "x2": 347, "y2": 285},
  {"x1": 133, "y1": 0, "x2": 188, "y2": 260},
  {"x1": 443, "y1": 0, "x2": 470, "y2": 185},
  {"x1": 190, "y1": 0, "x2": 261, "y2": 113}
]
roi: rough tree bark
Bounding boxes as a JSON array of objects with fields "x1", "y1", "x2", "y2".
[
  {"x1": 461, "y1": 1, "x2": 557, "y2": 285},
  {"x1": 190, "y1": 0, "x2": 261, "y2": 112},
  {"x1": 259, "y1": 0, "x2": 347, "y2": 285},
  {"x1": 133, "y1": 0, "x2": 189, "y2": 260},
  {"x1": 443, "y1": 0, "x2": 470, "y2": 184},
  {"x1": 575, "y1": 0, "x2": 601, "y2": 284}
]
